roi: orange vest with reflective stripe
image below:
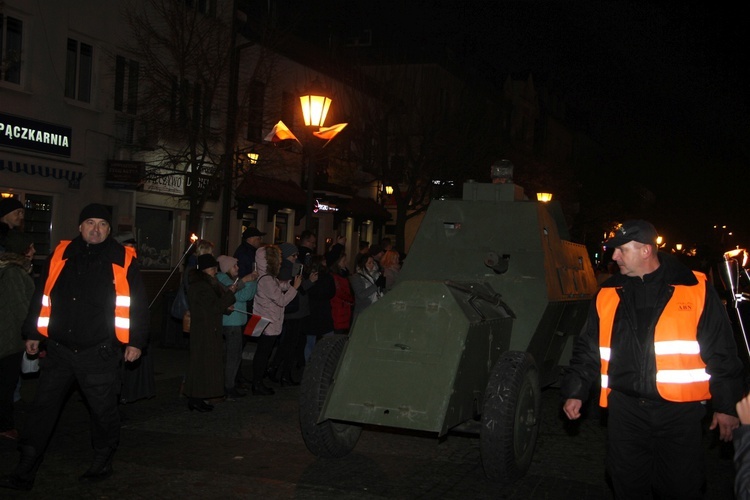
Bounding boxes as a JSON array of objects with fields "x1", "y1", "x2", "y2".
[
  {"x1": 37, "y1": 240, "x2": 135, "y2": 344},
  {"x1": 597, "y1": 271, "x2": 710, "y2": 407}
]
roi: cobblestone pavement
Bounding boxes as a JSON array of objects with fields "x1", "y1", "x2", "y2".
[{"x1": 0, "y1": 346, "x2": 737, "y2": 499}]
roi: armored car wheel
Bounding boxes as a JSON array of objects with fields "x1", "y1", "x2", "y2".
[
  {"x1": 480, "y1": 351, "x2": 540, "y2": 483},
  {"x1": 299, "y1": 334, "x2": 362, "y2": 458}
]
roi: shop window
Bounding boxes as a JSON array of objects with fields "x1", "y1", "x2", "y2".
[
  {"x1": 135, "y1": 206, "x2": 173, "y2": 269},
  {"x1": 274, "y1": 213, "x2": 288, "y2": 243},
  {"x1": 65, "y1": 38, "x2": 93, "y2": 103},
  {"x1": 241, "y1": 209, "x2": 258, "y2": 233},
  {"x1": 0, "y1": 14, "x2": 23, "y2": 84},
  {"x1": 22, "y1": 194, "x2": 52, "y2": 259}
]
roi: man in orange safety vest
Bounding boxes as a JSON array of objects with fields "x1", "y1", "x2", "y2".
[{"x1": 561, "y1": 219, "x2": 744, "y2": 499}]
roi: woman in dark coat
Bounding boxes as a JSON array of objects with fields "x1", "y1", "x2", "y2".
[
  {"x1": 184, "y1": 254, "x2": 235, "y2": 412},
  {"x1": 307, "y1": 255, "x2": 336, "y2": 341}
]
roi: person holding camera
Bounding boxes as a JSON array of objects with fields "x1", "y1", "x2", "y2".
[
  {"x1": 251, "y1": 245, "x2": 302, "y2": 395},
  {"x1": 350, "y1": 252, "x2": 385, "y2": 322}
]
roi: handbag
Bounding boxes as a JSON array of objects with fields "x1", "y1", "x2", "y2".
[
  {"x1": 21, "y1": 352, "x2": 39, "y2": 374},
  {"x1": 170, "y1": 283, "x2": 189, "y2": 320}
]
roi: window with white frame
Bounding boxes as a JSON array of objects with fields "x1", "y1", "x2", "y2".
[
  {"x1": 0, "y1": 14, "x2": 23, "y2": 84},
  {"x1": 65, "y1": 38, "x2": 93, "y2": 102},
  {"x1": 115, "y1": 55, "x2": 139, "y2": 114}
]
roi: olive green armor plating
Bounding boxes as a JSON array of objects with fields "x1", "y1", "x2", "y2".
[{"x1": 299, "y1": 181, "x2": 597, "y2": 483}]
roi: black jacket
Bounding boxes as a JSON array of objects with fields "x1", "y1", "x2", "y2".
[
  {"x1": 561, "y1": 253, "x2": 743, "y2": 415},
  {"x1": 28, "y1": 235, "x2": 150, "y2": 350},
  {"x1": 233, "y1": 241, "x2": 257, "y2": 278},
  {"x1": 307, "y1": 271, "x2": 336, "y2": 336}
]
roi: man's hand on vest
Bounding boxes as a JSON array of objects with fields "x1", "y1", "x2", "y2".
[
  {"x1": 711, "y1": 411, "x2": 740, "y2": 442},
  {"x1": 564, "y1": 399, "x2": 583, "y2": 420},
  {"x1": 124, "y1": 346, "x2": 142, "y2": 363}
]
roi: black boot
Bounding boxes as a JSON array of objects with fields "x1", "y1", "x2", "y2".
[
  {"x1": 251, "y1": 381, "x2": 275, "y2": 395},
  {"x1": 79, "y1": 446, "x2": 115, "y2": 483},
  {"x1": 0, "y1": 445, "x2": 43, "y2": 491}
]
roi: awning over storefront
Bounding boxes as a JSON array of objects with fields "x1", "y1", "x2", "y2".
[
  {"x1": 236, "y1": 174, "x2": 308, "y2": 220},
  {"x1": 337, "y1": 195, "x2": 392, "y2": 224}
]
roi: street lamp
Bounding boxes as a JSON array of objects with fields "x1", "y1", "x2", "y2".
[
  {"x1": 536, "y1": 192, "x2": 553, "y2": 202},
  {"x1": 299, "y1": 80, "x2": 332, "y2": 231}
]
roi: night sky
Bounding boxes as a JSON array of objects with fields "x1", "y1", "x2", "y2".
[{"x1": 291, "y1": 0, "x2": 748, "y2": 246}]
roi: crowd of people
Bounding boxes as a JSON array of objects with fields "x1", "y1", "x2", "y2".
[{"x1": 181, "y1": 228, "x2": 403, "y2": 401}]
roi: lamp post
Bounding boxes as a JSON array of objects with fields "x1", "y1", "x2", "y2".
[{"x1": 299, "y1": 80, "x2": 332, "y2": 231}]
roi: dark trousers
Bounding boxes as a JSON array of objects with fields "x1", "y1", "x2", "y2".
[
  {"x1": 0, "y1": 351, "x2": 23, "y2": 431},
  {"x1": 270, "y1": 319, "x2": 302, "y2": 379},
  {"x1": 223, "y1": 325, "x2": 243, "y2": 389},
  {"x1": 20, "y1": 341, "x2": 122, "y2": 453},
  {"x1": 607, "y1": 390, "x2": 706, "y2": 500},
  {"x1": 252, "y1": 334, "x2": 277, "y2": 383}
]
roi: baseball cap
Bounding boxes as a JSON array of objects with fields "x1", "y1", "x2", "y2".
[
  {"x1": 242, "y1": 227, "x2": 266, "y2": 239},
  {"x1": 606, "y1": 220, "x2": 659, "y2": 247}
]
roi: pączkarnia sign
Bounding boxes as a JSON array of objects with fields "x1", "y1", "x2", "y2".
[{"x1": 0, "y1": 112, "x2": 72, "y2": 157}]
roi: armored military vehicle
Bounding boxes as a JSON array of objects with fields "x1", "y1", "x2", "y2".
[{"x1": 299, "y1": 180, "x2": 598, "y2": 483}]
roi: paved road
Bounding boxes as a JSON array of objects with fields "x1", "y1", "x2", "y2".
[{"x1": 0, "y1": 346, "x2": 737, "y2": 499}]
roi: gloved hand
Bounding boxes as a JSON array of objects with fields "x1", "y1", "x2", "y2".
[{"x1": 375, "y1": 275, "x2": 386, "y2": 289}]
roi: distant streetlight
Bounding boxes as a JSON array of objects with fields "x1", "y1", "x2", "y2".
[
  {"x1": 385, "y1": 185, "x2": 394, "y2": 195},
  {"x1": 675, "y1": 243, "x2": 683, "y2": 252},
  {"x1": 536, "y1": 192, "x2": 553, "y2": 202},
  {"x1": 656, "y1": 236, "x2": 665, "y2": 248}
]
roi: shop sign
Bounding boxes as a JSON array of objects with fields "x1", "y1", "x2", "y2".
[
  {"x1": 142, "y1": 166, "x2": 185, "y2": 195},
  {"x1": 106, "y1": 160, "x2": 145, "y2": 189},
  {"x1": 186, "y1": 174, "x2": 220, "y2": 201},
  {"x1": 0, "y1": 112, "x2": 72, "y2": 157},
  {"x1": 0, "y1": 159, "x2": 84, "y2": 189},
  {"x1": 314, "y1": 199, "x2": 339, "y2": 213}
]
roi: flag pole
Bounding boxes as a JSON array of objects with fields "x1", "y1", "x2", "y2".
[{"x1": 148, "y1": 234, "x2": 198, "y2": 309}]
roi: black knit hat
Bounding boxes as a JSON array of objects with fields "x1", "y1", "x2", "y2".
[
  {"x1": 0, "y1": 198, "x2": 23, "y2": 218},
  {"x1": 78, "y1": 203, "x2": 112, "y2": 225},
  {"x1": 197, "y1": 254, "x2": 218, "y2": 270}
]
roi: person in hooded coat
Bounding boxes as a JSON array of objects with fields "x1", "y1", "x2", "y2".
[
  {"x1": 0, "y1": 232, "x2": 35, "y2": 440},
  {"x1": 184, "y1": 254, "x2": 236, "y2": 412},
  {"x1": 251, "y1": 245, "x2": 301, "y2": 395}
]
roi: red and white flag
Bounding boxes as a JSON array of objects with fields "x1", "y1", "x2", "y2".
[
  {"x1": 264, "y1": 121, "x2": 300, "y2": 143},
  {"x1": 243, "y1": 314, "x2": 271, "y2": 337},
  {"x1": 313, "y1": 122, "x2": 348, "y2": 141}
]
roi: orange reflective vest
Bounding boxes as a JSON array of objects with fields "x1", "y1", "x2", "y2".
[
  {"x1": 597, "y1": 271, "x2": 710, "y2": 407},
  {"x1": 37, "y1": 240, "x2": 136, "y2": 344}
]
